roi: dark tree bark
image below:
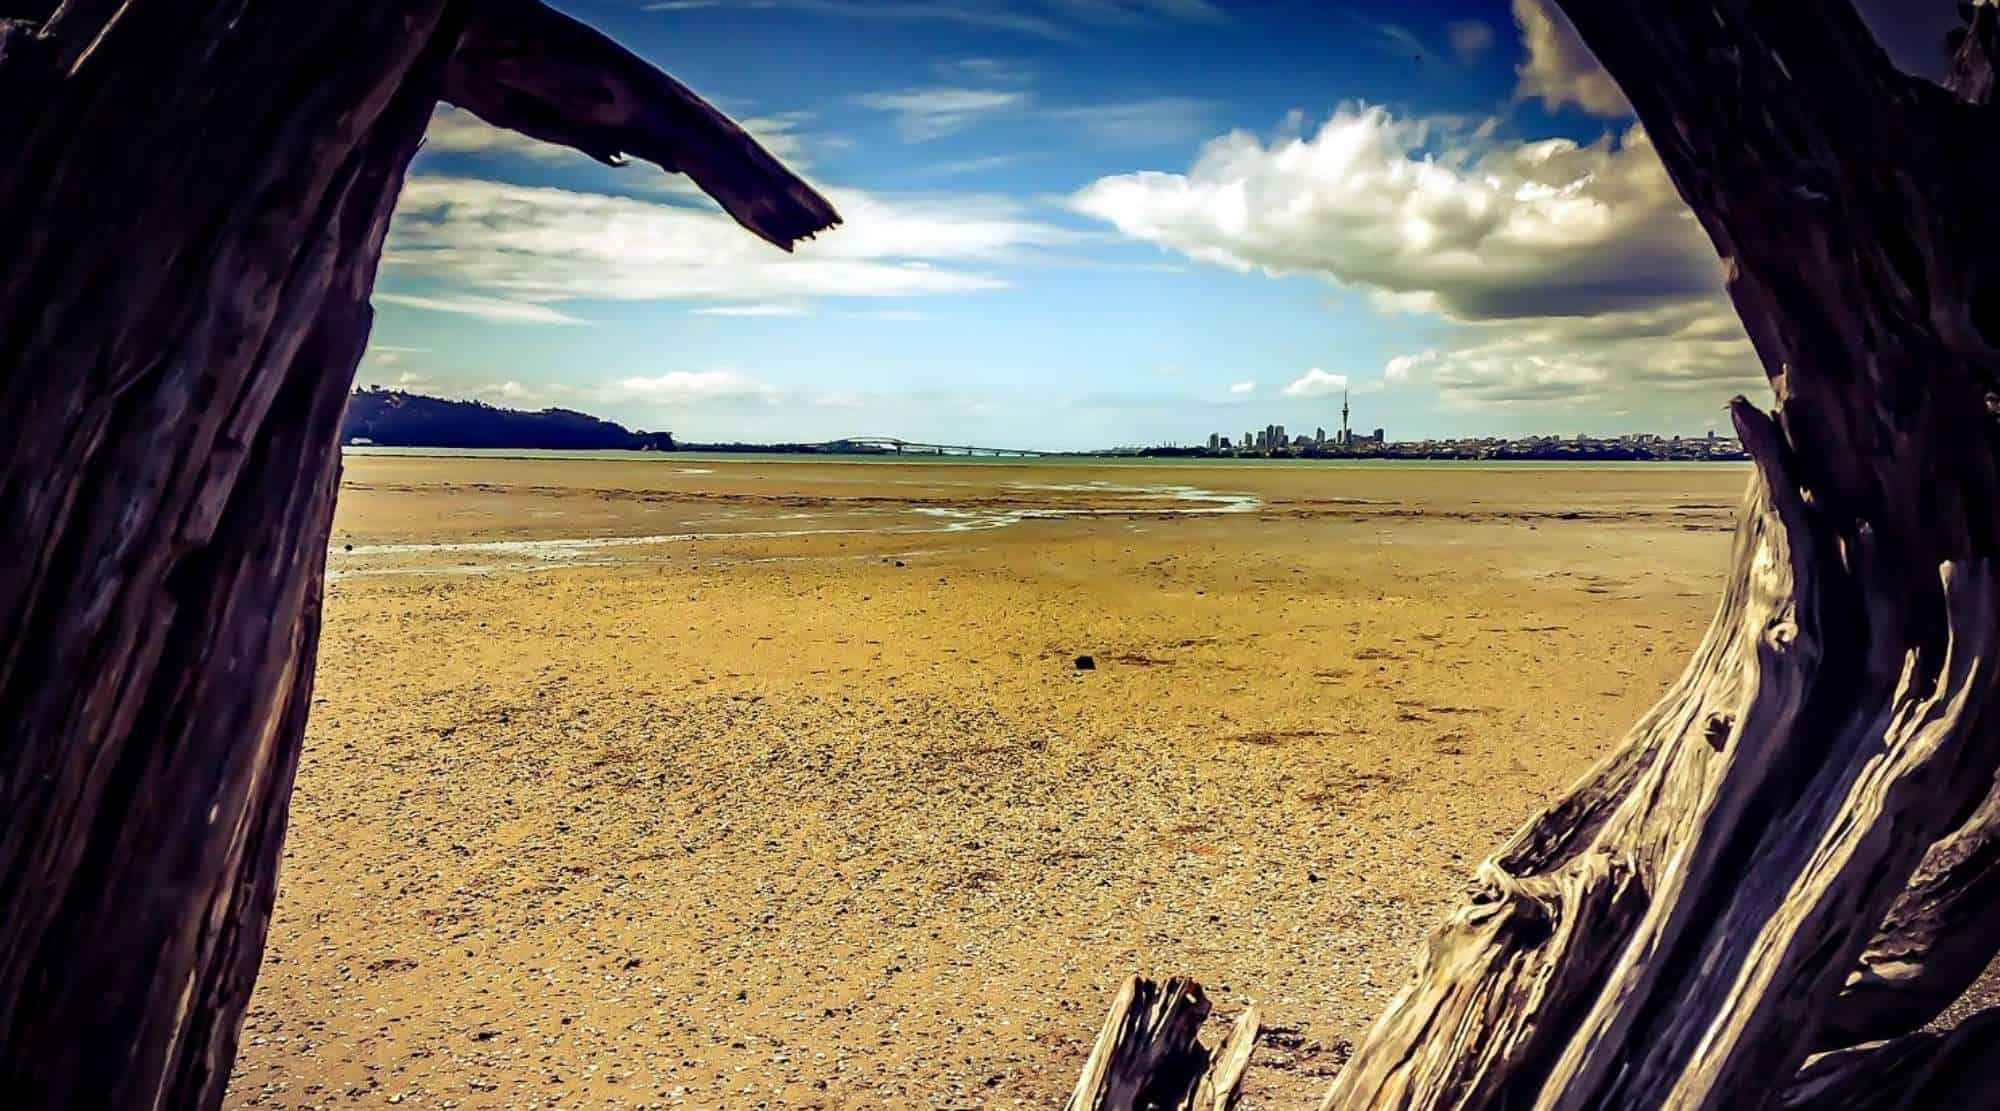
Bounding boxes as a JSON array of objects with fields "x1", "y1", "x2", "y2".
[
  {"x1": 0, "y1": 3, "x2": 834, "y2": 1108},
  {"x1": 1815, "y1": 8, "x2": 2000, "y2": 1051},
  {"x1": 1782, "y1": 1010, "x2": 2000, "y2": 1111},
  {"x1": 1825, "y1": 765, "x2": 2000, "y2": 1046}
]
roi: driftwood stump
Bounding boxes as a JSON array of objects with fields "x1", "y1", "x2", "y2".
[
  {"x1": 1068, "y1": 976, "x2": 1261, "y2": 1111},
  {"x1": 0, "y1": 3, "x2": 833, "y2": 1107},
  {"x1": 1078, "y1": 3, "x2": 2000, "y2": 1108}
]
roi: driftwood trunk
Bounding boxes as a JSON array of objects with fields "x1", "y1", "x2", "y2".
[
  {"x1": 0, "y1": 3, "x2": 833, "y2": 1107},
  {"x1": 1071, "y1": 3, "x2": 2000, "y2": 1108},
  {"x1": 1316, "y1": 4, "x2": 2000, "y2": 1107}
]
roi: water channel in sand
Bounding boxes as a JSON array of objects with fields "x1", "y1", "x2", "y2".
[{"x1": 330, "y1": 479, "x2": 1265, "y2": 579}]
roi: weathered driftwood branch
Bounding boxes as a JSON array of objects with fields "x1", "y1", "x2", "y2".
[
  {"x1": 1068, "y1": 976, "x2": 1260, "y2": 1111},
  {"x1": 0, "y1": 2, "x2": 834, "y2": 1107},
  {"x1": 1946, "y1": 0, "x2": 1998, "y2": 106},
  {"x1": 444, "y1": 0, "x2": 838, "y2": 250}
]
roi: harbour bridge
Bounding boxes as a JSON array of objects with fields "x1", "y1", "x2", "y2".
[{"x1": 819, "y1": 436, "x2": 1051, "y2": 458}]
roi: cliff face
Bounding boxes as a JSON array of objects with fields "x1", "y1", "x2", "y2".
[{"x1": 341, "y1": 389, "x2": 675, "y2": 450}]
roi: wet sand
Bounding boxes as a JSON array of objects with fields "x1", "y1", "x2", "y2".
[{"x1": 227, "y1": 455, "x2": 1751, "y2": 1109}]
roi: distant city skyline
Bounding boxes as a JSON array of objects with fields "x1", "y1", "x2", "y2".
[
  {"x1": 354, "y1": 381, "x2": 1745, "y2": 459},
  {"x1": 361, "y1": 0, "x2": 1957, "y2": 452}
]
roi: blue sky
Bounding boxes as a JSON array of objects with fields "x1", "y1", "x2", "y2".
[{"x1": 364, "y1": 0, "x2": 1958, "y2": 449}]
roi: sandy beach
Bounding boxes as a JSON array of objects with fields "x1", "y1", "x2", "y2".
[{"x1": 225, "y1": 454, "x2": 1751, "y2": 1109}]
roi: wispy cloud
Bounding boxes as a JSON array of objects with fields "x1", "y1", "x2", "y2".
[
  {"x1": 423, "y1": 104, "x2": 817, "y2": 169},
  {"x1": 1228, "y1": 380, "x2": 1256, "y2": 395},
  {"x1": 644, "y1": 0, "x2": 1224, "y2": 42},
  {"x1": 1446, "y1": 20, "x2": 1496, "y2": 62},
  {"x1": 1336, "y1": 6, "x2": 1428, "y2": 59},
  {"x1": 690, "y1": 303, "x2": 810, "y2": 317},
  {"x1": 1048, "y1": 0, "x2": 1226, "y2": 25},
  {"x1": 920, "y1": 154, "x2": 1022, "y2": 177},
  {"x1": 863, "y1": 85, "x2": 1212, "y2": 150},
  {"x1": 422, "y1": 105, "x2": 571, "y2": 161},
  {"x1": 363, "y1": 344, "x2": 432, "y2": 368},
  {"x1": 384, "y1": 176, "x2": 1078, "y2": 311},
  {"x1": 1048, "y1": 97, "x2": 1216, "y2": 146},
  {"x1": 590, "y1": 370, "x2": 782, "y2": 405},
  {"x1": 1334, "y1": 7, "x2": 1498, "y2": 67},
  {"x1": 372, "y1": 292, "x2": 589, "y2": 325},
  {"x1": 857, "y1": 87, "x2": 1029, "y2": 141},
  {"x1": 934, "y1": 57, "x2": 1035, "y2": 85}
]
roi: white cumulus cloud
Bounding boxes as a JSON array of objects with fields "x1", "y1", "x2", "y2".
[
  {"x1": 1511, "y1": 0, "x2": 1630, "y2": 117},
  {"x1": 1073, "y1": 101, "x2": 1764, "y2": 413},
  {"x1": 1071, "y1": 106, "x2": 1712, "y2": 321},
  {"x1": 1385, "y1": 350, "x2": 1436, "y2": 381},
  {"x1": 1228, "y1": 380, "x2": 1256, "y2": 395},
  {"x1": 1283, "y1": 368, "x2": 1349, "y2": 397}
]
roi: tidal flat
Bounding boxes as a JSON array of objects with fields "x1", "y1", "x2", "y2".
[{"x1": 228, "y1": 454, "x2": 1752, "y2": 1109}]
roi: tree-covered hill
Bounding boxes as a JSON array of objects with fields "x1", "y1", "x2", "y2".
[{"x1": 342, "y1": 388, "x2": 675, "y2": 451}]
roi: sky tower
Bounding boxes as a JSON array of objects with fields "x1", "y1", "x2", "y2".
[{"x1": 1341, "y1": 386, "x2": 1351, "y2": 448}]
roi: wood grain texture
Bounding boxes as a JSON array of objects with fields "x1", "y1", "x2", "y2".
[
  {"x1": 1068, "y1": 976, "x2": 1259, "y2": 1111},
  {"x1": 1825, "y1": 772, "x2": 2000, "y2": 1046},
  {"x1": 1190, "y1": 1007, "x2": 1262, "y2": 1111},
  {"x1": 0, "y1": 3, "x2": 832, "y2": 1107},
  {"x1": 1817, "y1": 0, "x2": 2000, "y2": 1050},
  {"x1": 1782, "y1": 1010, "x2": 2000, "y2": 1111}
]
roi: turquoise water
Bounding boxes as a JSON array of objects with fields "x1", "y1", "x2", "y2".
[{"x1": 340, "y1": 446, "x2": 1747, "y2": 472}]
